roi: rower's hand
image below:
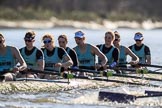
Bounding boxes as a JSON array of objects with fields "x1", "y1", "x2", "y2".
[
  {"x1": 129, "y1": 61, "x2": 138, "y2": 65},
  {"x1": 109, "y1": 62, "x2": 117, "y2": 69},
  {"x1": 54, "y1": 63, "x2": 62, "y2": 67},
  {"x1": 95, "y1": 63, "x2": 102, "y2": 69},
  {"x1": 12, "y1": 67, "x2": 20, "y2": 73},
  {"x1": 95, "y1": 64, "x2": 107, "y2": 70}
]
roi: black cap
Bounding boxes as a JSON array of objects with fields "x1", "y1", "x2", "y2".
[{"x1": 24, "y1": 31, "x2": 35, "y2": 40}]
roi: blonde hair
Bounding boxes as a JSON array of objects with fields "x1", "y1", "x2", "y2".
[
  {"x1": 42, "y1": 33, "x2": 55, "y2": 47},
  {"x1": 58, "y1": 34, "x2": 68, "y2": 42},
  {"x1": 105, "y1": 30, "x2": 115, "y2": 40}
]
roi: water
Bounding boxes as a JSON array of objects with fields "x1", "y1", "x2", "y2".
[{"x1": 0, "y1": 28, "x2": 162, "y2": 107}]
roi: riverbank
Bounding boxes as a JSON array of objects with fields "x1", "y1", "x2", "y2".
[{"x1": 1, "y1": 18, "x2": 162, "y2": 30}]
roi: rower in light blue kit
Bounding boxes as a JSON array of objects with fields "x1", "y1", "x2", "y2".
[
  {"x1": 0, "y1": 33, "x2": 27, "y2": 81},
  {"x1": 129, "y1": 32, "x2": 151, "y2": 64},
  {"x1": 19, "y1": 31, "x2": 45, "y2": 78},
  {"x1": 113, "y1": 31, "x2": 139, "y2": 67},
  {"x1": 73, "y1": 30, "x2": 107, "y2": 73},
  {"x1": 96, "y1": 30, "x2": 119, "y2": 70},
  {"x1": 58, "y1": 34, "x2": 79, "y2": 68},
  {"x1": 41, "y1": 33, "x2": 73, "y2": 79}
]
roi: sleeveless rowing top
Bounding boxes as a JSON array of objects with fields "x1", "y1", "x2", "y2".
[
  {"x1": 118, "y1": 45, "x2": 127, "y2": 67},
  {"x1": 20, "y1": 47, "x2": 37, "y2": 69},
  {"x1": 66, "y1": 47, "x2": 71, "y2": 54},
  {"x1": 43, "y1": 47, "x2": 62, "y2": 72},
  {"x1": 74, "y1": 44, "x2": 95, "y2": 67},
  {"x1": 99, "y1": 44, "x2": 114, "y2": 65},
  {"x1": 119, "y1": 45, "x2": 127, "y2": 64},
  {"x1": 131, "y1": 45, "x2": 145, "y2": 64},
  {"x1": 0, "y1": 46, "x2": 15, "y2": 71}
]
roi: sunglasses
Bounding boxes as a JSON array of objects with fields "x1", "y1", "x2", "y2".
[
  {"x1": 43, "y1": 40, "x2": 52, "y2": 44},
  {"x1": 24, "y1": 39, "x2": 33, "y2": 42},
  {"x1": 74, "y1": 37, "x2": 82, "y2": 40},
  {"x1": 0, "y1": 40, "x2": 2, "y2": 43},
  {"x1": 114, "y1": 39, "x2": 119, "y2": 41},
  {"x1": 135, "y1": 40, "x2": 142, "y2": 42}
]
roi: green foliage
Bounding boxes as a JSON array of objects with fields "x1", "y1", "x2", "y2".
[
  {"x1": 107, "y1": 11, "x2": 148, "y2": 22},
  {"x1": 57, "y1": 11, "x2": 100, "y2": 21},
  {"x1": 0, "y1": 0, "x2": 162, "y2": 22},
  {"x1": 0, "y1": 7, "x2": 54, "y2": 20}
]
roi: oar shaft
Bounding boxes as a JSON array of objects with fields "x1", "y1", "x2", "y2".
[
  {"x1": 27, "y1": 69, "x2": 60, "y2": 75},
  {"x1": 112, "y1": 73, "x2": 162, "y2": 82},
  {"x1": 138, "y1": 63, "x2": 162, "y2": 68},
  {"x1": 119, "y1": 62, "x2": 162, "y2": 68},
  {"x1": 71, "y1": 75, "x2": 160, "y2": 87},
  {"x1": 138, "y1": 94, "x2": 162, "y2": 98},
  {"x1": 68, "y1": 67, "x2": 162, "y2": 82}
]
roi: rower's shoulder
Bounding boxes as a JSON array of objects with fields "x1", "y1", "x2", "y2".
[{"x1": 7, "y1": 45, "x2": 19, "y2": 51}]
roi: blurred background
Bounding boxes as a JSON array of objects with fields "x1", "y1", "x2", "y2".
[{"x1": 0, "y1": 0, "x2": 162, "y2": 29}]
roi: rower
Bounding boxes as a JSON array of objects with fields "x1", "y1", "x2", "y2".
[
  {"x1": 73, "y1": 30, "x2": 107, "y2": 76},
  {"x1": 0, "y1": 33, "x2": 27, "y2": 81},
  {"x1": 96, "y1": 30, "x2": 119, "y2": 73},
  {"x1": 18, "y1": 31, "x2": 45, "y2": 78},
  {"x1": 129, "y1": 32, "x2": 151, "y2": 65},
  {"x1": 41, "y1": 33, "x2": 73, "y2": 79}
]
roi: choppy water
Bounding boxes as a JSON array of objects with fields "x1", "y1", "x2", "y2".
[{"x1": 0, "y1": 28, "x2": 162, "y2": 107}]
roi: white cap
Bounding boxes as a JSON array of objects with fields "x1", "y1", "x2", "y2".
[
  {"x1": 75, "y1": 31, "x2": 84, "y2": 38},
  {"x1": 134, "y1": 33, "x2": 143, "y2": 40}
]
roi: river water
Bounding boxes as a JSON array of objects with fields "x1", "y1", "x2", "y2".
[{"x1": 0, "y1": 28, "x2": 162, "y2": 107}]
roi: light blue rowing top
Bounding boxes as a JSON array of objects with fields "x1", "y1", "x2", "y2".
[
  {"x1": 119, "y1": 45, "x2": 127, "y2": 64},
  {"x1": 74, "y1": 44, "x2": 95, "y2": 67},
  {"x1": 131, "y1": 45, "x2": 146, "y2": 64},
  {"x1": 0, "y1": 46, "x2": 15, "y2": 71},
  {"x1": 43, "y1": 47, "x2": 62, "y2": 72},
  {"x1": 99, "y1": 44, "x2": 114, "y2": 65},
  {"x1": 20, "y1": 47, "x2": 37, "y2": 69}
]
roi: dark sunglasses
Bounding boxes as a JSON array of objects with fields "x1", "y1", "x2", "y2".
[
  {"x1": 135, "y1": 40, "x2": 142, "y2": 42},
  {"x1": 74, "y1": 37, "x2": 82, "y2": 40},
  {"x1": 43, "y1": 40, "x2": 52, "y2": 44},
  {"x1": 114, "y1": 39, "x2": 119, "y2": 41},
  {"x1": 24, "y1": 39, "x2": 32, "y2": 42},
  {"x1": 0, "y1": 40, "x2": 2, "y2": 43}
]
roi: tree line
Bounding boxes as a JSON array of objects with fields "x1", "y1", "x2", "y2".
[{"x1": 0, "y1": 0, "x2": 161, "y2": 22}]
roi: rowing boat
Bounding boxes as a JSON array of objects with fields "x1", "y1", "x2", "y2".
[
  {"x1": 0, "y1": 73, "x2": 161, "y2": 94},
  {"x1": 0, "y1": 65, "x2": 162, "y2": 96}
]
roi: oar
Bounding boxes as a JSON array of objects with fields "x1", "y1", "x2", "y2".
[
  {"x1": 119, "y1": 62, "x2": 162, "y2": 68},
  {"x1": 108, "y1": 67, "x2": 162, "y2": 75},
  {"x1": 22, "y1": 68, "x2": 161, "y2": 87},
  {"x1": 67, "y1": 68, "x2": 162, "y2": 82},
  {"x1": 62, "y1": 73, "x2": 160, "y2": 87},
  {"x1": 27, "y1": 68, "x2": 161, "y2": 87},
  {"x1": 16, "y1": 78, "x2": 69, "y2": 83},
  {"x1": 138, "y1": 63, "x2": 162, "y2": 68},
  {"x1": 98, "y1": 90, "x2": 162, "y2": 103},
  {"x1": 145, "y1": 90, "x2": 162, "y2": 96},
  {"x1": 27, "y1": 68, "x2": 61, "y2": 75}
]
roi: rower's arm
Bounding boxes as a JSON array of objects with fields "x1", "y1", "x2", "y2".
[
  {"x1": 12, "y1": 46, "x2": 27, "y2": 71},
  {"x1": 91, "y1": 45, "x2": 107, "y2": 66},
  {"x1": 126, "y1": 47, "x2": 139, "y2": 64}
]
